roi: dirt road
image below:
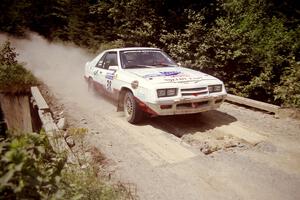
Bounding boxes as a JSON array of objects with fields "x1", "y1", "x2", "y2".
[{"x1": 5, "y1": 34, "x2": 300, "y2": 200}]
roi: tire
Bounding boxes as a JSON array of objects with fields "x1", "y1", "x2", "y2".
[{"x1": 124, "y1": 91, "x2": 144, "y2": 124}]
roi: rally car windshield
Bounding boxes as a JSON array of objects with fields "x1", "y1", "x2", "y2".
[{"x1": 120, "y1": 50, "x2": 177, "y2": 69}]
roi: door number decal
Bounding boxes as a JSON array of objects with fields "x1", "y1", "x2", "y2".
[{"x1": 106, "y1": 79, "x2": 112, "y2": 91}]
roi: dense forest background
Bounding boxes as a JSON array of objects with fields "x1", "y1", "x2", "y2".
[{"x1": 0, "y1": 0, "x2": 299, "y2": 107}]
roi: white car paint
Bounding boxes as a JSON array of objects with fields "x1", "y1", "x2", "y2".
[{"x1": 84, "y1": 47, "x2": 227, "y2": 116}]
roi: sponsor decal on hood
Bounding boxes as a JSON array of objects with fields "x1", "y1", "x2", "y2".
[
  {"x1": 143, "y1": 71, "x2": 181, "y2": 78},
  {"x1": 127, "y1": 67, "x2": 216, "y2": 83}
]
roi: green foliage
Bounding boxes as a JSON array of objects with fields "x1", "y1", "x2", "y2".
[
  {"x1": 162, "y1": 0, "x2": 300, "y2": 107},
  {"x1": 0, "y1": 132, "x2": 66, "y2": 199},
  {"x1": 0, "y1": 41, "x2": 38, "y2": 94},
  {"x1": 0, "y1": 0, "x2": 299, "y2": 107},
  {"x1": 160, "y1": 9, "x2": 207, "y2": 66},
  {"x1": 60, "y1": 166, "x2": 134, "y2": 200},
  {"x1": 0, "y1": 0, "x2": 69, "y2": 38},
  {"x1": 275, "y1": 61, "x2": 300, "y2": 107},
  {"x1": 106, "y1": 0, "x2": 165, "y2": 46},
  {"x1": 0, "y1": 130, "x2": 135, "y2": 199},
  {"x1": 27, "y1": 0, "x2": 69, "y2": 39},
  {"x1": 0, "y1": 0, "x2": 31, "y2": 36},
  {"x1": 201, "y1": 0, "x2": 300, "y2": 106},
  {"x1": 0, "y1": 41, "x2": 18, "y2": 66}
]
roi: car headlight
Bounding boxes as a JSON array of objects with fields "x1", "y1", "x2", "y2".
[
  {"x1": 208, "y1": 84, "x2": 222, "y2": 93},
  {"x1": 157, "y1": 88, "x2": 177, "y2": 97}
]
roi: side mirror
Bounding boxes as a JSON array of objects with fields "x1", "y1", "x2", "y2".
[{"x1": 108, "y1": 65, "x2": 118, "y2": 71}]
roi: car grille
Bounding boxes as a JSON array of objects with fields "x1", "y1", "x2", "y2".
[
  {"x1": 180, "y1": 87, "x2": 208, "y2": 97},
  {"x1": 176, "y1": 101, "x2": 209, "y2": 109}
]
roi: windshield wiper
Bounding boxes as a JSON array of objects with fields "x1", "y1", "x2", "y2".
[
  {"x1": 151, "y1": 63, "x2": 176, "y2": 67},
  {"x1": 125, "y1": 65, "x2": 153, "y2": 69}
]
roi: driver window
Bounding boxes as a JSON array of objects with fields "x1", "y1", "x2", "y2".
[
  {"x1": 95, "y1": 53, "x2": 106, "y2": 68},
  {"x1": 103, "y1": 52, "x2": 118, "y2": 69}
]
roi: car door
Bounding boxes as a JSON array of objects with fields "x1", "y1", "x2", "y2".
[
  {"x1": 99, "y1": 51, "x2": 118, "y2": 94},
  {"x1": 92, "y1": 53, "x2": 107, "y2": 89}
]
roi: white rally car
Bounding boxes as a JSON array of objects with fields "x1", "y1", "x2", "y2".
[{"x1": 84, "y1": 47, "x2": 227, "y2": 123}]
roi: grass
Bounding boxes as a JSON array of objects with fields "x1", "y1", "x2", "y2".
[
  {"x1": 61, "y1": 128, "x2": 137, "y2": 200},
  {"x1": 61, "y1": 165, "x2": 136, "y2": 200}
]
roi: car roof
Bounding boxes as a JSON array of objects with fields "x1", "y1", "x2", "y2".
[{"x1": 107, "y1": 47, "x2": 161, "y2": 52}]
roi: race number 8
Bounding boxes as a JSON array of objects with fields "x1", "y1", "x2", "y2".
[{"x1": 106, "y1": 79, "x2": 112, "y2": 91}]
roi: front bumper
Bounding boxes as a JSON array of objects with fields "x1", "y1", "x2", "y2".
[{"x1": 145, "y1": 94, "x2": 227, "y2": 116}]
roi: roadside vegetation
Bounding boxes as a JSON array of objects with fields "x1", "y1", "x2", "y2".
[
  {"x1": 0, "y1": 131, "x2": 134, "y2": 199},
  {"x1": 0, "y1": 41, "x2": 38, "y2": 94},
  {"x1": 0, "y1": 0, "x2": 299, "y2": 107}
]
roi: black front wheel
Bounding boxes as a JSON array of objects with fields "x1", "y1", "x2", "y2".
[{"x1": 124, "y1": 91, "x2": 144, "y2": 124}]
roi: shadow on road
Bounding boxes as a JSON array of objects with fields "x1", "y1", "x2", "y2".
[
  {"x1": 142, "y1": 110, "x2": 237, "y2": 138},
  {"x1": 90, "y1": 88, "x2": 237, "y2": 138}
]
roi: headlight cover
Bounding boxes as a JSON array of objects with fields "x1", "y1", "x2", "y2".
[
  {"x1": 157, "y1": 88, "x2": 177, "y2": 97},
  {"x1": 208, "y1": 84, "x2": 222, "y2": 93}
]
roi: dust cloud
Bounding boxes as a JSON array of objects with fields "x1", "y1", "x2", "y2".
[
  {"x1": 0, "y1": 33, "x2": 104, "y2": 107},
  {"x1": 1, "y1": 33, "x2": 91, "y2": 92}
]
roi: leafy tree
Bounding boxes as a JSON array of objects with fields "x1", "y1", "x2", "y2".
[
  {"x1": 98, "y1": 0, "x2": 165, "y2": 46},
  {"x1": 162, "y1": 0, "x2": 300, "y2": 107},
  {"x1": 27, "y1": 0, "x2": 69, "y2": 40},
  {"x1": 160, "y1": 9, "x2": 207, "y2": 64},
  {"x1": 201, "y1": 0, "x2": 300, "y2": 105},
  {"x1": 0, "y1": 0, "x2": 31, "y2": 35}
]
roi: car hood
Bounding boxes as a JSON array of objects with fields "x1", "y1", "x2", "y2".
[{"x1": 126, "y1": 67, "x2": 217, "y2": 83}]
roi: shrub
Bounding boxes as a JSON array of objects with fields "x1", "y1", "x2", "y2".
[
  {"x1": 0, "y1": 131, "x2": 135, "y2": 200},
  {"x1": 60, "y1": 166, "x2": 134, "y2": 200},
  {"x1": 161, "y1": 0, "x2": 300, "y2": 107},
  {"x1": 0, "y1": 41, "x2": 38, "y2": 94},
  {"x1": 0, "y1": 132, "x2": 66, "y2": 199}
]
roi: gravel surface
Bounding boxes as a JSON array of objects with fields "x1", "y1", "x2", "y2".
[{"x1": 220, "y1": 102, "x2": 300, "y2": 137}]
